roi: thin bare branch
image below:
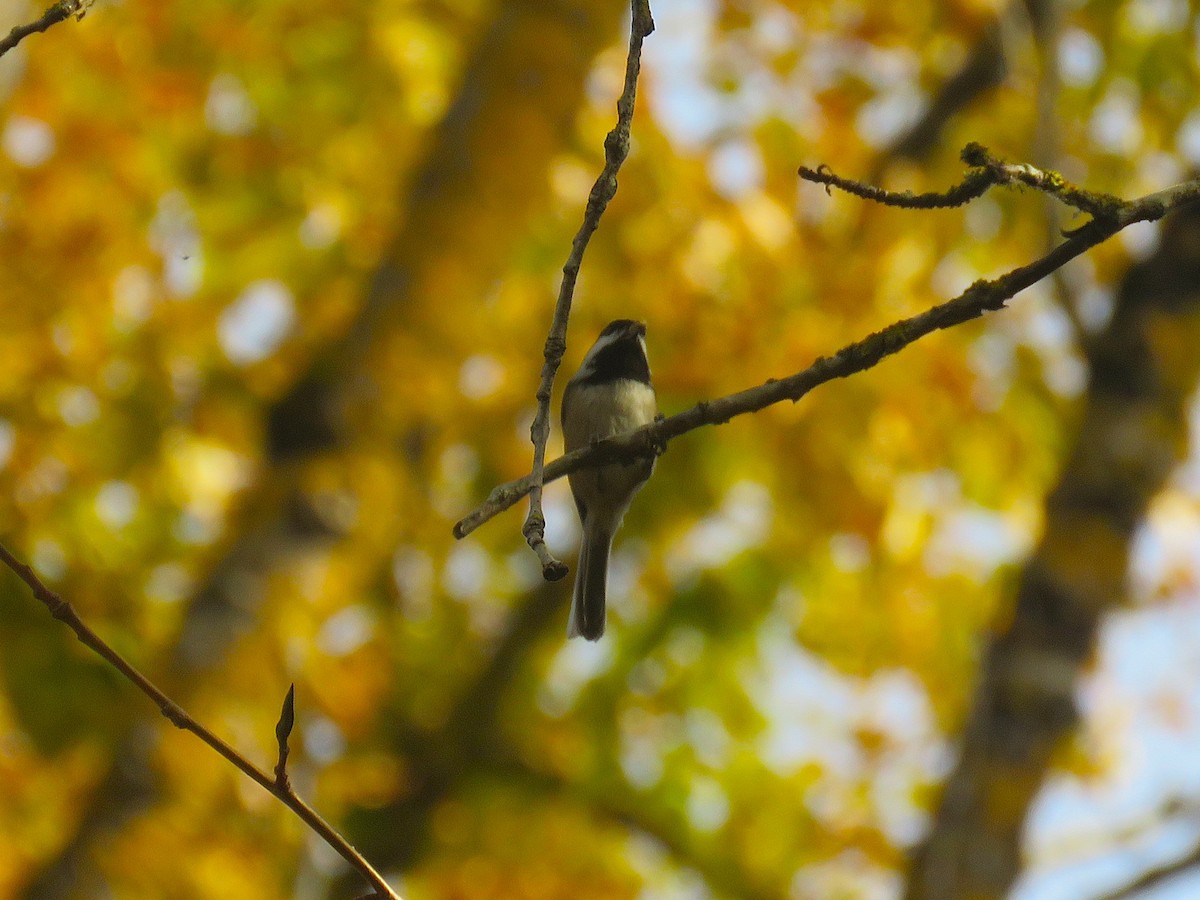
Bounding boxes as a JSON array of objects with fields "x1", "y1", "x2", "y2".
[
  {"x1": 0, "y1": 0, "x2": 89, "y2": 58},
  {"x1": 522, "y1": 0, "x2": 655, "y2": 581},
  {"x1": 456, "y1": 173, "x2": 1200, "y2": 540},
  {"x1": 0, "y1": 543, "x2": 401, "y2": 900}
]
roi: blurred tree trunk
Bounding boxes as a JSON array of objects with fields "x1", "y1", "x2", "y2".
[
  {"x1": 24, "y1": 1, "x2": 625, "y2": 896},
  {"x1": 904, "y1": 200, "x2": 1200, "y2": 899}
]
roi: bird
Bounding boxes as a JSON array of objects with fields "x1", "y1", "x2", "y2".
[{"x1": 560, "y1": 319, "x2": 658, "y2": 640}]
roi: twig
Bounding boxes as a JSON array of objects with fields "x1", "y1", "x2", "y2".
[
  {"x1": 802, "y1": 143, "x2": 1124, "y2": 220},
  {"x1": 455, "y1": 174, "x2": 1200, "y2": 539},
  {"x1": 799, "y1": 161, "x2": 996, "y2": 208},
  {"x1": 521, "y1": 0, "x2": 655, "y2": 582},
  {"x1": 0, "y1": 542, "x2": 401, "y2": 900},
  {"x1": 0, "y1": 0, "x2": 90, "y2": 58}
]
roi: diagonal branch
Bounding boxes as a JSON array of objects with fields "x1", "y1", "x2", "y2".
[
  {"x1": 0, "y1": 543, "x2": 401, "y2": 900},
  {"x1": 0, "y1": 0, "x2": 90, "y2": 58},
  {"x1": 521, "y1": 0, "x2": 655, "y2": 581},
  {"x1": 456, "y1": 170, "x2": 1200, "y2": 540}
]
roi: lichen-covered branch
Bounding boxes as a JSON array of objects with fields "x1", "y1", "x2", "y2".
[
  {"x1": 799, "y1": 160, "x2": 996, "y2": 209},
  {"x1": 802, "y1": 143, "x2": 1123, "y2": 218},
  {"x1": 522, "y1": 0, "x2": 655, "y2": 581},
  {"x1": 456, "y1": 171, "x2": 1200, "y2": 540}
]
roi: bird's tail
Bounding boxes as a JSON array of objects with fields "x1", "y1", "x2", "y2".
[{"x1": 568, "y1": 525, "x2": 612, "y2": 641}]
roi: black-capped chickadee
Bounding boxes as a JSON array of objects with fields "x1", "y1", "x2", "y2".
[{"x1": 561, "y1": 319, "x2": 658, "y2": 640}]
